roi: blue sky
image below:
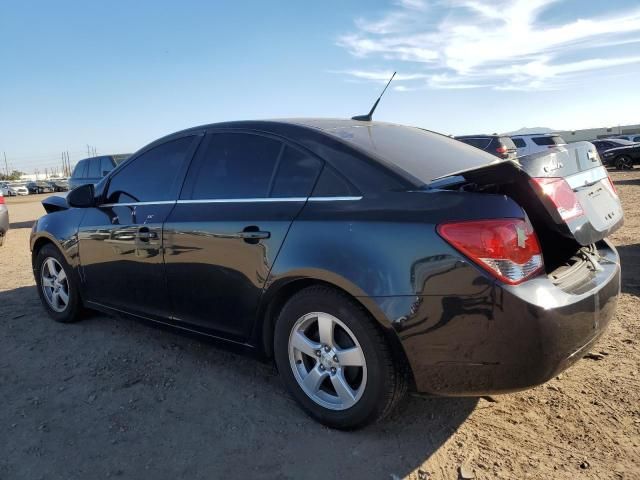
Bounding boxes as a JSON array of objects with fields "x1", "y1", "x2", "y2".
[{"x1": 1, "y1": 0, "x2": 639, "y2": 173}]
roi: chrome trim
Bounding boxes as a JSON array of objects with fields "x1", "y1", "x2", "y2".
[
  {"x1": 566, "y1": 166, "x2": 608, "y2": 190},
  {"x1": 307, "y1": 196, "x2": 362, "y2": 202},
  {"x1": 177, "y1": 197, "x2": 307, "y2": 204},
  {"x1": 97, "y1": 196, "x2": 363, "y2": 207},
  {"x1": 99, "y1": 200, "x2": 176, "y2": 208}
]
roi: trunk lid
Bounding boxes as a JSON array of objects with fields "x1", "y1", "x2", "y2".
[{"x1": 430, "y1": 142, "x2": 623, "y2": 247}]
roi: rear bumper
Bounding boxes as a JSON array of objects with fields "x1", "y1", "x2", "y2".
[{"x1": 371, "y1": 241, "x2": 620, "y2": 395}]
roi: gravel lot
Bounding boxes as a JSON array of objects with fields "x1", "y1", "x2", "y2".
[{"x1": 1, "y1": 173, "x2": 639, "y2": 480}]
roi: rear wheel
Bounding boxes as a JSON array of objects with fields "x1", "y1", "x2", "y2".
[
  {"x1": 34, "y1": 244, "x2": 83, "y2": 323},
  {"x1": 615, "y1": 155, "x2": 633, "y2": 170},
  {"x1": 274, "y1": 285, "x2": 406, "y2": 429}
]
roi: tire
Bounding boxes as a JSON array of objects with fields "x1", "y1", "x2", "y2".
[
  {"x1": 615, "y1": 155, "x2": 633, "y2": 170},
  {"x1": 274, "y1": 285, "x2": 406, "y2": 429},
  {"x1": 34, "y1": 243, "x2": 83, "y2": 323}
]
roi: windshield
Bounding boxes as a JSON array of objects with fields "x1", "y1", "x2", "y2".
[
  {"x1": 610, "y1": 139, "x2": 635, "y2": 146},
  {"x1": 323, "y1": 123, "x2": 501, "y2": 183}
]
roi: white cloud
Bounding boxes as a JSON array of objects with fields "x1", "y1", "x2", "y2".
[{"x1": 336, "y1": 0, "x2": 640, "y2": 90}]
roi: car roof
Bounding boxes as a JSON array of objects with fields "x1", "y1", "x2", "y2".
[{"x1": 510, "y1": 133, "x2": 559, "y2": 138}]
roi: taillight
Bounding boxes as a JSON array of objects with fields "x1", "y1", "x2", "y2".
[
  {"x1": 0, "y1": 194, "x2": 4, "y2": 204},
  {"x1": 437, "y1": 218, "x2": 544, "y2": 285},
  {"x1": 496, "y1": 145, "x2": 508, "y2": 154},
  {"x1": 530, "y1": 177, "x2": 584, "y2": 221}
]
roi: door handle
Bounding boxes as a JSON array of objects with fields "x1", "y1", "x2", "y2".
[
  {"x1": 138, "y1": 227, "x2": 151, "y2": 242},
  {"x1": 237, "y1": 226, "x2": 270, "y2": 244},
  {"x1": 237, "y1": 231, "x2": 270, "y2": 240}
]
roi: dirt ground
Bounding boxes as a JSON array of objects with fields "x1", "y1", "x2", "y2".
[{"x1": 1, "y1": 172, "x2": 639, "y2": 480}]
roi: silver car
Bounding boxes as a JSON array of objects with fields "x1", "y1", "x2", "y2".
[{"x1": 0, "y1": 191, "x2": 8, "y2": 246}]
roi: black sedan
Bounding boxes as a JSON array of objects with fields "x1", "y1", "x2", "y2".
[
  {"x1": 592, "y1": 139, "x2": 640, "y2": 169},
  {"x1": 31, "y1": 120, "x2": 622, "y2": 429}
]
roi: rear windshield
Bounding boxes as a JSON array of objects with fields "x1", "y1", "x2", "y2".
[
  {"x1": 532, "y1": 135, "x2": 565, "y2": 146},
  {"x1": 325, "y1": 124, "x2": 500, "y2": 183}
]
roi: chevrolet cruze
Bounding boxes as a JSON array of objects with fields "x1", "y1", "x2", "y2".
[{"x1": 31, "y1": 119, "x2": 622, "y2": 429}]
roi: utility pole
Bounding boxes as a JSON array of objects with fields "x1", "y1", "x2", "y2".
[
  {"x1": 3, "y1": 152, "x2": 8, "y2": 177},
  {"x1": 87, "y1": 144, "x2": 91, "y2": 157}
]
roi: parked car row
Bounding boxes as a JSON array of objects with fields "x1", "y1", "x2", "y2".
[
  {"x1": 0, "y1": 179, "x2": 69, "y2": 196},
  {"x1": 456, "y1": 132, "x2": 640, "y2": 170}
]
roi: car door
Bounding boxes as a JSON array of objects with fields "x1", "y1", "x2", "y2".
[
  {"x1": 77, "y1": 135, "x2": 201, "y2": 319},
  {"x1": 163, "y1": 131, "x2": 323, "y2": 341}
]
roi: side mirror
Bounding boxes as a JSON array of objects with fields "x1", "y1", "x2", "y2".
[{"x1": 67, "y1": 183, "x2": 95, "y2": 208}]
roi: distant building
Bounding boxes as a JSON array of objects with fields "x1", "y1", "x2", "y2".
[{"x1": 555, "y1": 123, "x2": 640, "y2": 143}]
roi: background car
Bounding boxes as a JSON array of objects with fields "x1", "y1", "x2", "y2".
[
  {"x1": 593, "y1": 139, "x2": 640, "y2": 169},
  {"x1": 0, "y1": 182, "x2": 15, "y2": 196},
  {"x1": 0, "y1": 191, "x2": 8, "y2": 246},
  {"x1": 454, "y1": 134, "x2": 518, "y2": 160},
  {"x1": 608, "y1": 134, "x2": 640, "y2": 142},
  {"x1": 69, "y1": 154, "x2": 131, "y2": 189},
  {"x1": 46, "y1": 179, "x2": 69, "y2": 192},
  {"x1": 26, "y1": 181, "x2": 54, "y2": 194},
  {"x1": 31, "y1": 119, "x2": 622, "y2": 430},
  {"x1": 510, "y1": 133, "x2": 567, "y2": 156},
  {"x1": 11, "y1": 183, "x2": 30, "y2": 196}
]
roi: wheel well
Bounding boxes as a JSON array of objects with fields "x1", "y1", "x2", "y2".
[
  {"x1": 31, "y1": 237, "x2": 55, "y2": 266},
  {"x1": 259, "y1": 278, "x2": 415, "y2": 390}
]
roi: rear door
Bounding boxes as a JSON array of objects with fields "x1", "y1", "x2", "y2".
[
  {"x1": 163, "y1": 131, "x2": 323, "y2": 340},
  {"x1": 78, "y1": 135, "x2": 200, "y2": 318}
]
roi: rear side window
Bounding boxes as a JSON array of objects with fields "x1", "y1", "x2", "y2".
[
  {"x1": 87, "y1": 158, "x2": 101, "y2": 178},
  {"x1": 633, "y1": 136, "x2": 640, "y2": 142},
  {"x1": 512, "y1": 138, "x2": 526, "y2": 148},
  {"x1": 72, "y1": 160, "x2": 88, "y2": 179},
  {"x1": 105, "y1": 136, "x2": 194, "y2": 203},
  {"x1": 312, "y1": 165, "x2": 359, "y2": 197},
  {"x1": 271, "y1": 146, "x2": 322, "y2": 197},
  {"x1": 186, "y1": 133, "x2": 282, "y2": 199},
  {"x1": 532, "y1": 136, "x2": 564, "y2": 146}
]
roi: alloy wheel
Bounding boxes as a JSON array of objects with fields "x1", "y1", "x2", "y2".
[
  {"x1": 40, "y1": 257, "x2": 70, "y2": 313},
  {"x1": 288, "y1": 312, "x2": 367, "y2": 410}
]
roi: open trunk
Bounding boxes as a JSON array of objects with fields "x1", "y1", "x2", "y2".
[{"x1": 431, "y1": 142, "x2": 623, "y2": 286}]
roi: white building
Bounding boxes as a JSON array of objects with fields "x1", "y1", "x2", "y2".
[{"x1": 555, "y1": 123, "x2": 640, "y2": 143}]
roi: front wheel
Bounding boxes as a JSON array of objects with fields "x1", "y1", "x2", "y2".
[
  {"x1": 274, "y1": 286, "x2": 406, "y2": 429},
  {"x1": 615, "y1": 155, "x2": 633, "y2": 170},
  {"x1": 34, "y1": 244, "x2": 84, "y2": 323}
]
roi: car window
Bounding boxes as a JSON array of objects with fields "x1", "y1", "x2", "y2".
[
  {"x1": 532, "y1": 136, "x2": 564, "y2": 146},
  {"x1": 104, "y1": 136, "x2": 194, "y2": 204},
  {"x1": 312, "y1": 165, "x2": 359, "y2": 197},
  {"x1": 270, "y1": 146, "x2": 322, "y2": 197},
  {"x1": 633, "y1": 136, "x2": 640, "y2": 142},
  {"x1": 512, "y1": 138, "x2": 526, "y2": 148},
  {"x1": 463, "y1": 138, "x2": 492, "y2": 149},
  {"x1": 498, "y1": 137, "x2": 517, "y2": 149},
  {"x1": 87, "y1": 158, "x2": 101, "y2": 178},
  {"x1": 100, "y1": 157, "x2": 114, "y2": 175},
  {"x1": 72, "y1": 159, "x2": 88, "y2": 179},
  {"x1": 185, "y1": 133, "x2": 282, "y2": 200}
]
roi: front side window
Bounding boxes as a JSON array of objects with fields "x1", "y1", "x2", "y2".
[
  {"x1": 101, "y1": 157, "x2": 115, "y2": 176},
  {"x1": 87, "y1": 158, "x2": 101, "y2": 178},
  {"x1": 186, "y1": 133, "x2": 283, "y2": 200},
  {"x1": 104, "y1": 136, "x2": 194, "y2": 204},
  {"x1": 512, "y1": 138, "x2": 526, "y2": 148},
  {"x1": 72, "y1": 160, "x2": 88, "y2": 179}
]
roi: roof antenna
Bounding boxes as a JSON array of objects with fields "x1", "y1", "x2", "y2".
[{"x1": 352, "y1": 71, "x2": 396, "y2": 122}]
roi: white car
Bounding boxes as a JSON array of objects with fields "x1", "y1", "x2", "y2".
[
  {"x1": 510, "y1": 134, "x2": 567, "y2": 157},
  {"x1": 0, "y1": 182, "x2": 13, "y2": 196},
  {"x1": 10, "y1": 183, "x2": 30, "y2": 196}
]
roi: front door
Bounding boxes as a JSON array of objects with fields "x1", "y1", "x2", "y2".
[
  {"x1": 163, "y1": 131, "x2": 323, "y2": 341},
  {"x1": 78, "y1": 135, "x2": 200, "y2": 319}
]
